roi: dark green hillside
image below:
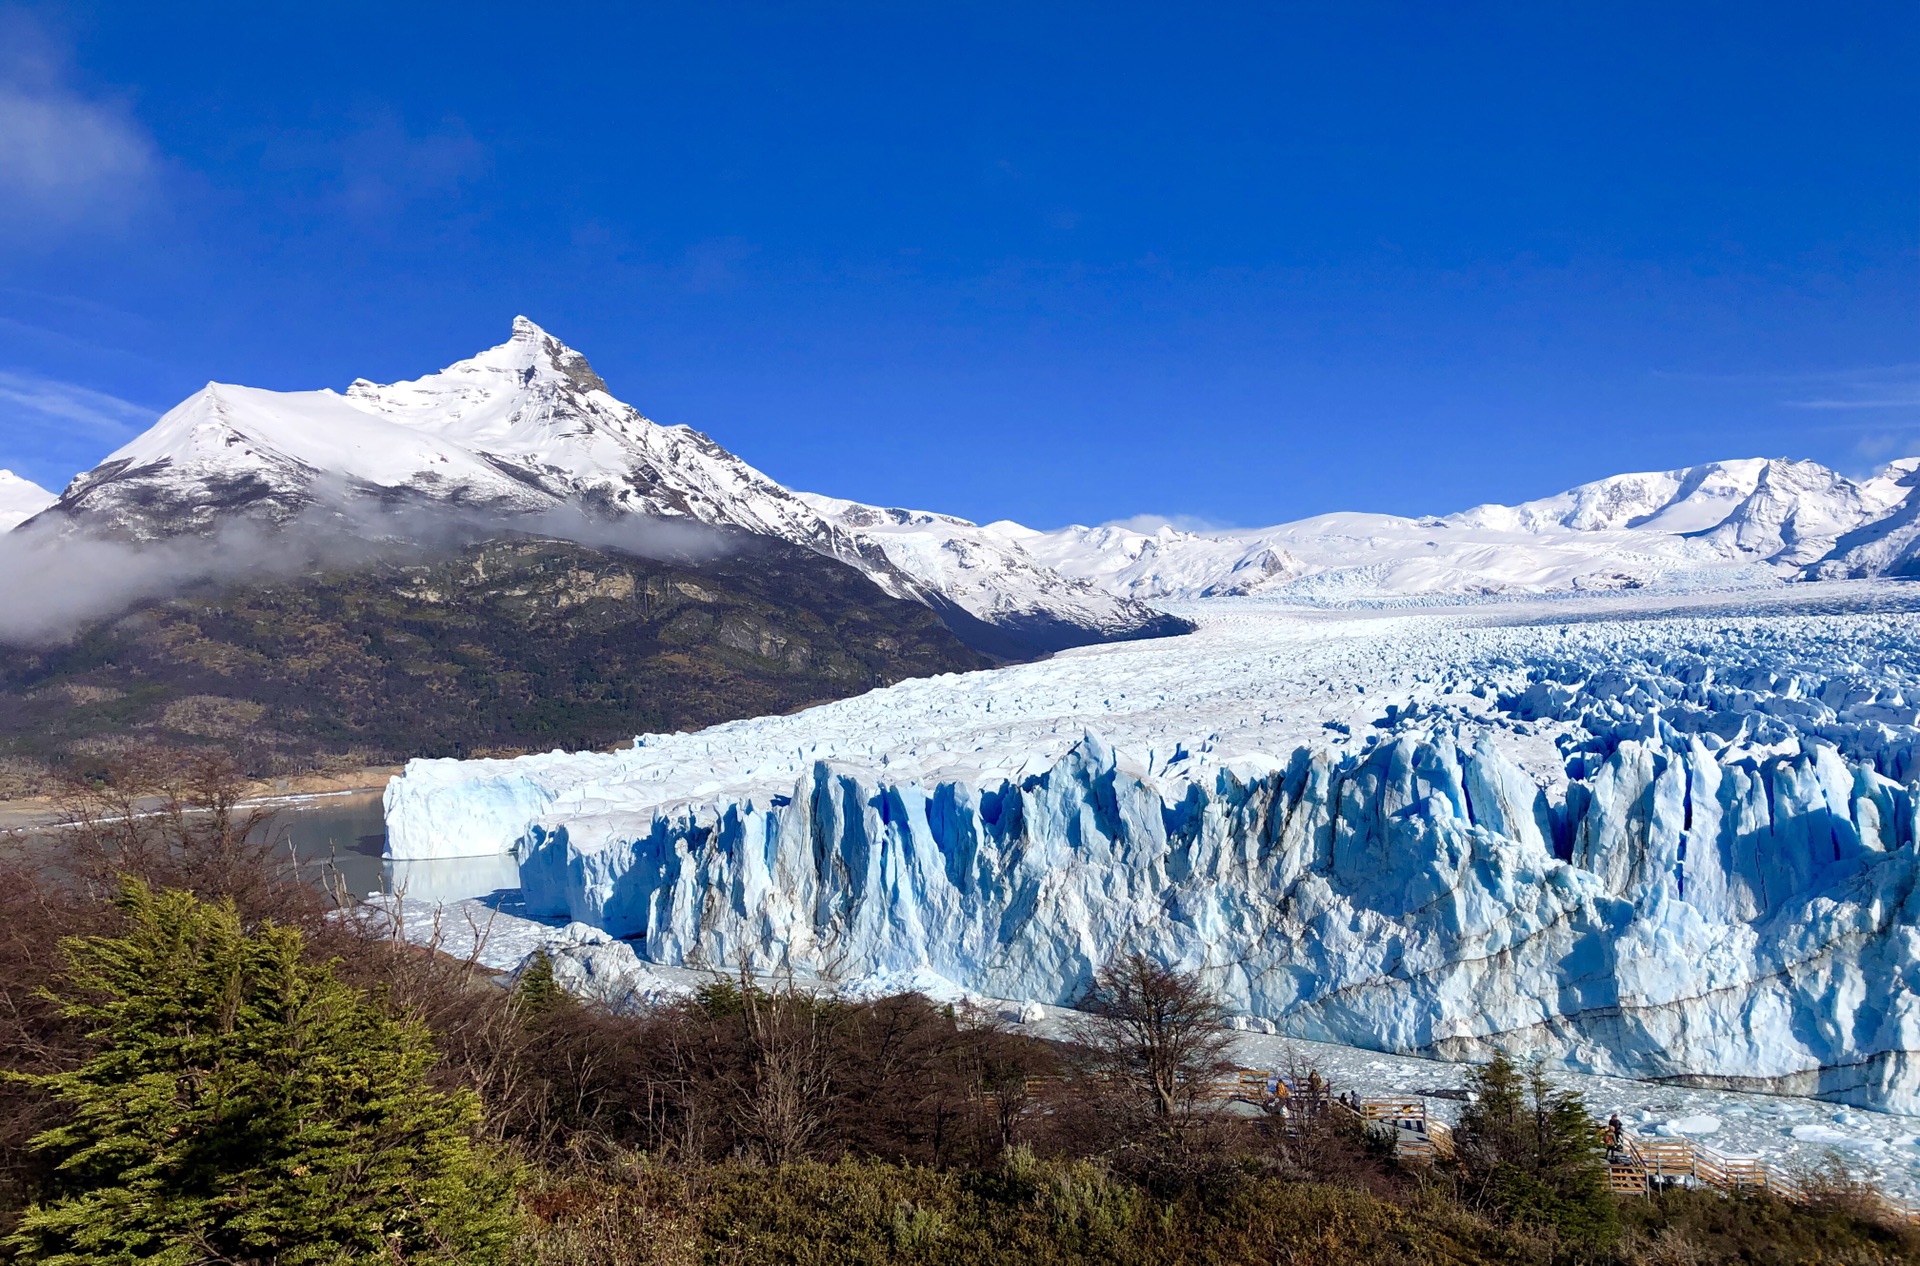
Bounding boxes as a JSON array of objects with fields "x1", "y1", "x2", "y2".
[{"x1": 0, "y1": 534, "x2": 989, "y2": 790}]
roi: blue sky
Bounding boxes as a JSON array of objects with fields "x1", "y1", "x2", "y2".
[{"x1": 0, "y1": 2, "x2": 1914, "y2": 528}]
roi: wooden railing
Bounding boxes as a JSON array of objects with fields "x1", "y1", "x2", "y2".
[
  {"x1": 990, "y1": 1064, "x2": 1920, "y2": 1224},
  {"x1": 1600, "y1": 1126, "x2": 1920, "y2": 1225},
  {"x1": 1354, "y1": 1096, "x2": 1455, "y2": 1163}
]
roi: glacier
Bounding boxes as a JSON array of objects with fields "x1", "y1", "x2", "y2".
[{"x1": 385, "y1": 583, "x2": 1920, "y2": 1114}]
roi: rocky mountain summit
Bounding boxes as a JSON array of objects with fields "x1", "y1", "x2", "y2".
[{"x1": 27, "y1": 318, "x2": 1185, "y2": 656}]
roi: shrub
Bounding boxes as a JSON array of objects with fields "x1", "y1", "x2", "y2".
[
  {"x1": 1455, "y1": 1050, "x2": 1617, "y2": 1248},
  {"x1": 8, "y1": 880, "x2": 515, "y2": 1265},
  {"x1": 514, "y1": 948, "x2": 567, "y2": 1020},
  {"x1": 1620, "y1": 1185, "x2": 1920, "y2": 1266}
]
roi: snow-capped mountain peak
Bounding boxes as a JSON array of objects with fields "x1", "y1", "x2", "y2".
[
  {"x1": 0, "y1": 470, "x2": 54, "y2": 531},
  {"x1": 28, "y1": 318, "x2": 1182, "y2": 654},
  {"x1": 343, "y1": 315, "x2": 615, "y2": 440}
]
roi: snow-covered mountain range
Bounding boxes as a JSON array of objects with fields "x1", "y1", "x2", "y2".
[
  {"x1": 21, "y1": 318, "x2": 1181, "y2": 655},
  {"x1": 1007, "y1": 455, "x2": 1920, "y2": 602},
  {"x1": 0, "y1": 470, "x2": 53, "y2": 531},
  {"x1": 15, "y1": 316, "x2": 1920, "y2": 650}
]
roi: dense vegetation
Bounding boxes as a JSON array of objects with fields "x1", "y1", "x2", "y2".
[
  {"x1": 0, "y1": 534, "x2": 987, "y2": 795},
  {"x1": 11, "y1": 881, "x2": 512, "y2": 1264},
  {"x1": 2, "y1": 760, "x2": 1916, "y2": 1264}
]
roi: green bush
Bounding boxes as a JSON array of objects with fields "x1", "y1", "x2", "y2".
[
  {"x1": 515, "y1": 948, "x2": 568, "y2": 1020},
  {"x1": 1619, "y1": 1186, "x2": 1920, "y2": 1266},
  {"x1": 8, "y1": 880, "x2": 515, "y2": 1265},
  {"x1": 1456, "y1": 1049, "x2": 1618, "y2": 1248},
  {"x1": 692, "y1": 1154, "x2": 1552, "y2": 1265}
]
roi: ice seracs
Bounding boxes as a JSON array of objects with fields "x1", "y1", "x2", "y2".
[
  {"x1": 29, "y1": 317, "x2": 1181, "y2": 654},
  {"x1": 385, "y1": 583, "x2": 1920, "y2": 1115},
  {"x1": 0, "y1": 470, "x2": 54, "y2": 531}
]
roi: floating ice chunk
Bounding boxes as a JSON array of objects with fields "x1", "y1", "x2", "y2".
[
  {"x1": 1657, "y1": 1115, "x2": 1722, "y2": 1136},
  {"x1": 1791, "y1": 1124, "x2": 1886, "y2": 1152}
]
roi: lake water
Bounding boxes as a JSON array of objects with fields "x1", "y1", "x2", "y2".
[{"x1": 270, "y1": 792, "x2": 520, "y2": 905}]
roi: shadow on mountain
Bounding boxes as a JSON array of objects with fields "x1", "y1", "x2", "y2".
[
  {"x1": 0, "y1": 532, "x2": 992, "y2": 795},
  {"x1": 927, "y1": 595, "x2": 1196, "y2": 660}
]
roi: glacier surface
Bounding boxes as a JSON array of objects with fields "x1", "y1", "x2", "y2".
[{"x1": 386, "y1": 582, "x2": 1920, "y2": 1114}]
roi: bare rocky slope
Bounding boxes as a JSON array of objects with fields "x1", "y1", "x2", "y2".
[{"x1": 0, "y1": 532, "x2": 988, "y2": 795}]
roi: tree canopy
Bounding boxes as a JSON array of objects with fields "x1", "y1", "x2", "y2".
[{"x1": 8, "y1": 880, "x2": 514, "y2": 1265}]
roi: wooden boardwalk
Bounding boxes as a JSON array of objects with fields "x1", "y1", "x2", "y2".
[
  {"x1": 1599, "y1": 1128, "x2": 1920, "y2": 1224},
  {"x1": 986, "y1": 1063, "x2": 1920, "y2": 1225},
  {"x1": 1213, "y1": 1067, "x2": 1920, "y2": 1224}
]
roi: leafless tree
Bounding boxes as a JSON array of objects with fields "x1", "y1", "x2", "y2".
[
  {"x1": 47, "y1": 748, "x2": 300, "y2": 922},
  {"x1": 730, "y1": 967, "x2": 838, "y2": 1164},
  {"x1": 1069, "y1": 952, "x2": 1235, "y2": 1121}
]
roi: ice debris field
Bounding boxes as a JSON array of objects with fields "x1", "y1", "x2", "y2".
[{"x1": 381, "y1": 580, "x2": 1920, "y2": 1177}]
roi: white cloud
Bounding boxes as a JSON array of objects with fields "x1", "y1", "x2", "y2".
[
  {"x1": 0, "y1": 369, "x2": 153, "y2": 442},
  {"x1": 1097, "y1": 512, "x2": 1234, "y2": 535},
  {"x1": 1781, "y1": 364, "x2": 1920, "y2": 412},
  {"x1": 0, "y1": 20, "x2": 157, "y2": 231}
]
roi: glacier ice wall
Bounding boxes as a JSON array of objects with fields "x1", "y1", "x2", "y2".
[
  {"x1": 383, "y1": 593, "x2": 1920, "y2": 1113},
  {"x1": 511, "y1": 729, "x2": 1920, "y2": 1114}
]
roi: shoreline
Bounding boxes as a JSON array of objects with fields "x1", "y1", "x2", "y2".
[{"x1": 0, "y1": 766, "x2": 402, "y2": 835}]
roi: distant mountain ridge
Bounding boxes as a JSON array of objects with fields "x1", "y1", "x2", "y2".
[
  {"x1": 14, "y1": 320, "x2": 1920, "y2": 620},
  {"x1": 24, "y1": 317, "x2": 1184, "y2": 656},
  {"x1": 1006, "y1": 455, "x2": 1920, "y2": 601},
  {"x1": 0, "y1": 532, "x2": 990, "y2": 796}
]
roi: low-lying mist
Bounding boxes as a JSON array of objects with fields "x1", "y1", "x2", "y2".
[{"x1": 0, "y1": 503, "x2": 732, "y2": 647}]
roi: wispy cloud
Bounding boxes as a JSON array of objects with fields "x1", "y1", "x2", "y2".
[
  {"x1": 263, "y1": 109, "x2": 489, "y2": 217},
  {"x1": 0, "y1": 14, "x2": 158, "y2": 233},
  {"x1": 1097, "y1": 512, "x2": 1234, "y2": 535},
  {"x1": 1783, "y1": 366, "x2": 1920, "y2": 411},
  {"x1": 1652, "y1": 361, "x2": 1920, "y2": 434},
  {"x1": 0, "y1": 369, "x2": 154, "y2": 442}
]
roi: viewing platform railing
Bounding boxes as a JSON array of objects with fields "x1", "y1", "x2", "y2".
[{"x1": 982, "y1": 1062, "x2": 1920, "y2": 1224}]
